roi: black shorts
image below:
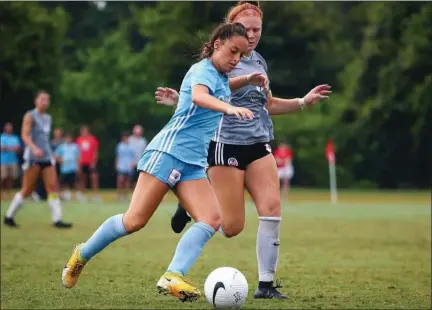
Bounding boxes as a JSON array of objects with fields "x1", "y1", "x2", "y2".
[
  {"x1": 60, "y1": 172, "x2": 76, "y2": 186},
  {"x1": 207, "y1": 140, "x2": 273, "y2": 171},
  {"x1": 22, "y1": 160, "x2": 54, "y2": 171},
  {"x1": 81, "y1": 164, "x2": 97, "y2": 175}
]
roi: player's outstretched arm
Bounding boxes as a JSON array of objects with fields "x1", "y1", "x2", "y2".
[
  {"x1": 155, "y1": 87, "x2": 179, "y2": 107},
  {"x1": 266, "y1": 84, "x2": 332, "y2": 115},
  {"x1": 192, "y1": 85, "x2": 254, "y2": 120},
  {"x1": 228, "y1": 73, "x2": 269, "y2": 92}
]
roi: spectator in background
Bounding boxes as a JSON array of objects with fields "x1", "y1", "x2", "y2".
[
  {"x1": 55, "y1": 133, "x2": 80, "y2": 201},
  {"x1": 76, "y1": 125, "x2": 101, "y2": 202},
  {"x1": 115, "y1": 132, "x2": 135, "y2": 201},
  {"x1": 1, "y1": 123, "x2": 21, "y2": 200},
  {"x1": 274, "y1": 142, "x2": 294, "y2": 196},
  {"x1": 128, "y1": 125, "x2": 148, "y2": 186}
]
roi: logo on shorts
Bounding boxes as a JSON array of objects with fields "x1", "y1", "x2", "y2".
[
  {"x1": 265, "y1": 143, "x2": 272, "y2": 153},
  {"x1": 168, "y1": 169, "x2": 181, "y2": 187},
  {"x1": 228, "y1": 157, "x2": 238, "y2": 167}
]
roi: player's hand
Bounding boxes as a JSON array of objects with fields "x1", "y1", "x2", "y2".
[
  {"x1": 32, "y1": 147, "x2": 43, "y2": 157},
  {"x1": 155, "y1": 87, "x2": 179, "y2": 107},
  {"x1": 247, "y1": 73, "x2": 269, "y2": 91},
  {"x1": 304, "y1": 84, "x2": 332, "y2": 106},
  {"x1": 226, "y1": 107, "x2": 254, "y2": 120}
]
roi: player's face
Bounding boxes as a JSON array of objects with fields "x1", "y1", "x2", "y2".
[
  {"x1": 35, "y1": 93, "x2": 50, "y2": 112},
  {"x1": 133, "y1": 126, "x2": 142, "y2": 136},
  {"x1": 213, "y1": 35, "x2": 248, "y2": 73},
  {"x1": 65, "y1": 135, "x2": 73, "y2": 143},
  {"x1": 234, "y1": 15, "x2": 262, "y2": 53},
  {"x1": 54, "y1": 128, "x2": 62, "y2": 139}
]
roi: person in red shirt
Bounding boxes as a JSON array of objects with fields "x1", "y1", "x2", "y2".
[
  {"x1": 273, "y1": 142, "x2": 294, "y2": 195},
  {"x1": 76, "y1": 125, "x2": 101, "y2": 202}
]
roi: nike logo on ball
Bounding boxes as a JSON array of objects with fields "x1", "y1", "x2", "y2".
[{"x1": 212, "y1": 281, "x2": 225, "y2": 307}]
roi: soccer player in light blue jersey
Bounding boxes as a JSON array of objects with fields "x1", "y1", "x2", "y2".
[
  {"x1": 62, "y1": 22, "x2": 268, "y2": 302},
  {"x1": 115, "y1": 132, "x2": 135, "y2": 201},
  {"x1": 155, "y1": 0, "x2": 332, "y2": 300},
  {"x1": 55, "y1": 133, "x2": 80, "y2": 201}
]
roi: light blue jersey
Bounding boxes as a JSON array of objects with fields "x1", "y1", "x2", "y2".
[
  {"x1": 116, "y1": 142, "x2": 135, "y2": 173},
  {"x1": 1, "y1": 133, "x2": 21, "y2": 165},
  {"x1": 145, "y1": 58, "x2": 230, "y2": 168},
  {"x1": 139, "y1": 58, "x2": 230, "y2": 188},
  {"x1": 55, "y1": 143, "x2": 80, "y2": 174}
]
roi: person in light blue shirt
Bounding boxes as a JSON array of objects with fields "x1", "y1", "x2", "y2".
[
  {"x1": 62, "y1": 22, "x2": 267, "y2": 302},
  {"x1": 55, "y1": 133, "x2": 80, "y2": 201},
  {"x1": 1, "y1": 122, "x2": 21, "y2": 197},
  {"x1": 115, "y1": 132, "x2": 135, "y2": 201}
]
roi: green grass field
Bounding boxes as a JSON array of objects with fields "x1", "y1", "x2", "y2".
[{"x1": 1, "y1": 190, "x2": 431, "y2": 309}]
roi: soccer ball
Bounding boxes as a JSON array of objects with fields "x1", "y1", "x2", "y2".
[{"x1": 204, "y1": 267, "x2": 248, "y2": 308}]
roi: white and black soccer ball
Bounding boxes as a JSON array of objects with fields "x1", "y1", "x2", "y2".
[{"x1": 204, "y1": 267, "x2": 248, "y2": 308}]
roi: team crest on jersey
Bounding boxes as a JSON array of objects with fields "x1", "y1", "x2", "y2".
[
  {"x1": 257, "y1": 60, "x2": 263, "y2": 67},
  {"x1": 228, "y1": 157, "x2": 238, "y2": 167},
  {"x1": 265, "y1": 143, "x2": 272, "y2": 153}
]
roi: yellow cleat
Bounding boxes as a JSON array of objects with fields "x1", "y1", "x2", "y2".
[
  {"x1": 157, "y1": 272, "x2": 201, "y2": 302},
  {"x1": 62, "y1": 243, "x2": 87, "y2": 288}
]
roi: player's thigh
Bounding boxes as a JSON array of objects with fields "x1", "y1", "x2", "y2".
[
  {"x1": 21, "y1": 164, "x2": 41, "y2": 196},
  {"x1": 41, "y1": 165, "x2": 59, "y2": 193},
  {"x1": 207, "y1": 166, "x2": 246, "y2": 236},
  {"x1": 124, "y1": 151, "x2": 174, "y2": 232},
  {"x1": 245, "y1": 153, "x2": 281, "y2": 217},
  {"x1": 176, "y1": 177, "x2": 220, "y2": 230}
]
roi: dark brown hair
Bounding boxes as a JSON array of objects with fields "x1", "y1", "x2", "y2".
[
  {"x1": 200, "y1": 22, "x2": 248, "y2": 60},
  {"x1": 225, "y1": 1, "x2": 263, "y2": 24}
]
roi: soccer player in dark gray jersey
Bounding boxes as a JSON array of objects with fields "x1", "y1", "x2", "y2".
[
  {"x1": 4, "y1": 90, "x2": 72, "y2": 229},
  {"x1": 216, "y1": 51, "x2": 273, "y2": 145},
  {"x1": 155, "y1": 1, "x2": 331, "y2": 300}
]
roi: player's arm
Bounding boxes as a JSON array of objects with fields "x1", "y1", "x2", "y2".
[
  {"x1": 192, "y1": 85, "x2": 253, "y2": 120},
  {"x1": 21, "y1": 113, "x2": 43, "y2": 156},
  {"x1": 266, "y1": 84, "x2": 332, "y2": 115},
  {"x1": 228, "y1": 73, "x2": 269, "y2": 91}
]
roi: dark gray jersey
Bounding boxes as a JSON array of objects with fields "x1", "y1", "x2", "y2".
[
  {"x1": 213, "y1": 51, "x2": 274, "y2": 145},
  {"x1": 23, "y1": 109, "x2": 53, "y2": 162}
]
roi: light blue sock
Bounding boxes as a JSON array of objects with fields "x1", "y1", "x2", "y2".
[
  {"x1": 167, "y1": 222, "x2": 215, "y2": 275},
  {"x1": 80, "y1": 214, "x2": 128, "y2": 261}
]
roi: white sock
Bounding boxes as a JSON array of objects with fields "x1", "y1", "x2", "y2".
[
  {"x1": 257, "y1": 216, "x2": 281, "y2": 282},
  {"x1": 6, "y1": 192, "x2": 24, "y2": 218},
  {"x1": 48, "y1": 195, "x2": 62, "y2": 223}
]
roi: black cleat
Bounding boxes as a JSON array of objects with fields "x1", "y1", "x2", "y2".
[
  {"x1": 4, "y1": 217, "x2": 19, "y2": 228},
  {"x1": 53, "y1": 221, "x2": 73, "y2": 229},
  {"x1": 171, "y1": 203, "x2": 191, "y2": 234},
  {"x1": 253, "y1": 280, "x2": 288, "y2": 299}
]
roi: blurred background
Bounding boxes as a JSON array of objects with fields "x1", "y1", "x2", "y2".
[{"x1": 1, "y1": 1, "x2": 431, "y2": 190}]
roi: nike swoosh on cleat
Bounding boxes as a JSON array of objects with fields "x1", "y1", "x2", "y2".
[
  {"x1": 164, "y1": 277, "x2": 171, "y2": 282},
  {"x1": 212, "y1": 282, "x2": 225, "y2": 307},
  {"x1": 273, "y1": 242, "x2": 280, "y2": 246}
]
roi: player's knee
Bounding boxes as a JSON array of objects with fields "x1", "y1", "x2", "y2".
[
  {"x1": 258, "y1": 197, "x2": 281, "y2": 217},
  {"x1": 221, "y1": 222, "x2": 244, "y2": 238},
  {"x1": 196, "y1": 212, "x2": 220, "y2": 231},
  {"x1": 122, "y1": 213, "x2": 147, "y2": 233}
]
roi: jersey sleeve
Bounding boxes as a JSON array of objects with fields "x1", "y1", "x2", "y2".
[{"x1": 190, "y1": 62, "x2": 218, "y2": 94}]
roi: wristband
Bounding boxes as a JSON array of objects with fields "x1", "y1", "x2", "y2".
[{"x1": 298, "y1": 98, "x2": 306, "y2": 110}]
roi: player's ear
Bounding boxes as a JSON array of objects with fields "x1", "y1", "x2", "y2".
[{"x1": 213, "y1": 39, "x2": 221, "y2": 50}]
